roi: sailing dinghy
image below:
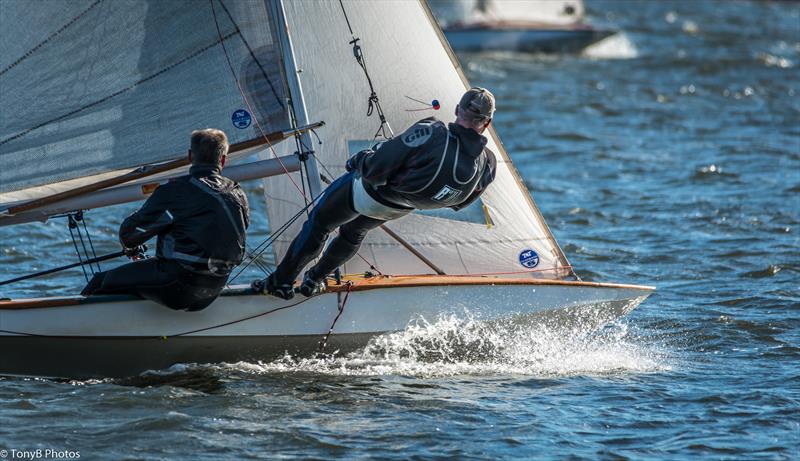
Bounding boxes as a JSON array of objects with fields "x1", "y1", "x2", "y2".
[{"x1": 0, "y1": 0, "x2": 653, "y2": 378}]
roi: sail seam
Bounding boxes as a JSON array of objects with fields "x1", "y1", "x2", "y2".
[
  {"x1": 0, "y1": 0, "x2": 103, "y2": 78},
  {"x1": 0, "y1": 31, "x2": 239, "y2": 147},
  {"x1": 215, "y1": 0, "x2": 286, "y2": 111}
]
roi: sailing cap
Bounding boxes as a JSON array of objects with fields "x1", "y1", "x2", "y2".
[{"x1": 459, "y1": 87, "x2": 495, "y2": 120}]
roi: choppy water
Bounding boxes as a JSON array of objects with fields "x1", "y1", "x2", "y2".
[{"x1": 1, "y1": 0, "x2": 799, "y2": 459}]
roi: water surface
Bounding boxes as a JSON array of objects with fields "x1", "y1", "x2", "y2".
[{"x1": 1, "y1": 1, "x2": 799, "y2": 459}]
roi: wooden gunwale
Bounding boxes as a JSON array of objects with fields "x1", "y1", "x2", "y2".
[{"x1": 0, "y1": 276, "x2": 654, "y2": 310}]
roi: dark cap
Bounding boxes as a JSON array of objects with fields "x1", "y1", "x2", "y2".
[{"x1": 458, "y1": 87, "x2": 495, "y2": 120}]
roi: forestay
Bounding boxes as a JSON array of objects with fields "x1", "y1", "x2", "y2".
[
  {"x1": 264, "y1": 0, "x2": 572, "y2": 279},
  {"x1": 0, "y1": 0, "x2": 289, "y2": 206}
]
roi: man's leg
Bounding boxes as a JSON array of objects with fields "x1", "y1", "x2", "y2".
[
  {"x1": 81, "y1": 258, "x2": 168, "y2": 297},
  {"x1": 270, "y1": 173, "x2": 360, "y2": 285},
  {"x1": 82, "y1": 258, "x2": 224, "y2": 311},
  {"x1": 306, "y1": 215, "x2": 386, "y2": 282}
]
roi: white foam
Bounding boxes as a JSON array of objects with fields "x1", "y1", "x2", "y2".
[
  {"x1": 218, "y1": 310, "x2": 670, "y2": 378},
  {"x1": 582, "y1": 32, "x2": 639, "y2": 60}
]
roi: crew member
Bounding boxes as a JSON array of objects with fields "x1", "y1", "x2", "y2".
[
  {"x1": 81, "y1": 129, "x2": 250, "y2": 311},
  {"x1": 253, "y1": 87, "x2": 497, "y2": 299}
]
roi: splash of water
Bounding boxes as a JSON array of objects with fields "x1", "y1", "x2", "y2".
[
  {"x1": 218, "y1": 309, "x2": 670, "y2": 378},
  {"x1": 582, "y1": 32, "x2": 639, "y2": 60}
]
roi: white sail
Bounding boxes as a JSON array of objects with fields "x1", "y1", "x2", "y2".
[
  {"x1": 429, "y1": 0, "x2": 586, "y2": 27},
  {"x1": 0, "y1": 0, "x2": 290, "y2": 205},
  {"x1": 264, "y1": 0, "x2": 571, "y2": 279}
]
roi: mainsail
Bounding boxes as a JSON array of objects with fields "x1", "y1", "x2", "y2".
[
  {"x1": 265, "y1": 0, "x2": 572, "y2": 279},
  {"x1": 0, "y1": 0, "x2": 290, "y2": 207}
]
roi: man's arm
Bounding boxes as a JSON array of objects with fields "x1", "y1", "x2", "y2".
[
  {"x1": 451, "y1": 148, "x2": 497, "y2": 211},
  {"x1": 119, "y1": 184, "x2": 179, "y2": 248},
  {"x1": 236, "y1": 185, "x2": 250, "y2": 230},
  {"x1": 347, "y1": 120, "x2": 438, "y2": 187}
]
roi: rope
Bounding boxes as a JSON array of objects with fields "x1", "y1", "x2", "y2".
[
  {"x1": 337, "y1": 0, "x2": 393, "y2": 142},
  {"x1": 318, "y1": 281, "x2": 353, "y2": 352}
]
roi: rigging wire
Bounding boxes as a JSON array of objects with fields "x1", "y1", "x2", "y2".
[
  {"x1": 79, "y1": 213, "x2": 101, "y2": 272},
  {"x1": 225, "y1": 196, "x2": 321, "y2": 286},
  {"x1": 67, "y1": 215, "x2": 89, "y2": 283}
]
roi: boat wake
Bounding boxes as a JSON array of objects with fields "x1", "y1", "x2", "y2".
[
  {"x1": 582, "y1": 32, "x2": 638, "y2": 59},
  {"x1": 212, "y1": 309, "x2": 670, "y2": 379}
]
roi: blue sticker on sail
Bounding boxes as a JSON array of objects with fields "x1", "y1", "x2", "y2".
[
  {"x1": 231, "y1": 109, "x2": 252, "y2": 129},
  {"x1": 518, "y1": 249, "x2": 539, "y2": 269}
]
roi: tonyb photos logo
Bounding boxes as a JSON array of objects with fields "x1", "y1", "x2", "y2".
[{"x1": 0, "y1": 448, "x2": 80, "y2": 459}]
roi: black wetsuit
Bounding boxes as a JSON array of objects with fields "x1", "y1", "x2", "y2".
[
  {"x1": 272, "y1": 117, "x2": 496, "y2": 285},
  {"x1": 81, "y1": 164, "x2": 249, "y2": 311}
]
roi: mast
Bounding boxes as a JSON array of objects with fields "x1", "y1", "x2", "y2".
[{"x1": 269, "y1": 0, "x2": 324, "y2": 200}]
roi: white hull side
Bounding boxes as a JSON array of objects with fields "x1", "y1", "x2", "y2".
[
  {"x1": 1, "y1": 283, "x2": 649, "y2": 338},
  {"x1": 0, "y1": 281, "x2": 652, "y2": 378}
]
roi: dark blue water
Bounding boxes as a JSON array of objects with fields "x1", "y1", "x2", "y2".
[{"x1": 1, "y1": 1, "x2": 799, "y2": 459}]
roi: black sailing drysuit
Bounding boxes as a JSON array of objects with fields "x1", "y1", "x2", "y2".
[
  {"x1": 81, "y1": 164, "x2": 250, "y2": 311},
  {"x1": 272, "y1": 117, "x2": 496, "y2": 285}
]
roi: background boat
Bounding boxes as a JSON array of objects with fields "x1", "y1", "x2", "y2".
[{"x1": 429, "y1": 0, "x2": 616, "y2": 53}]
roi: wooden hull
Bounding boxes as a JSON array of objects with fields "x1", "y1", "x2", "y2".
[{"x1": 0, "y1": 276, "x2": 653, "y2": 378}]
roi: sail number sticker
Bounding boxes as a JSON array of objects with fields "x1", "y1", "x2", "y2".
[
  {"x1": 231, "y1": 109, "x2": 252, "y2": 129},
  {"x1": 518, "y1": 249, "x2": 539, "y2": 269}
]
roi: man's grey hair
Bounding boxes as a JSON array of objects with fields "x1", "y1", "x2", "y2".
[{"x1": 190, "y1": 128, "x2": 229, "y2": 165}]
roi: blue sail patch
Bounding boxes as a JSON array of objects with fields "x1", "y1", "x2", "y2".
[
  {"x1": 518, "y1": 249, "x2": 539, "y2": 269},
  {"x1": 231, "y1": 109, "x2": 252, "y2": 129}
]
